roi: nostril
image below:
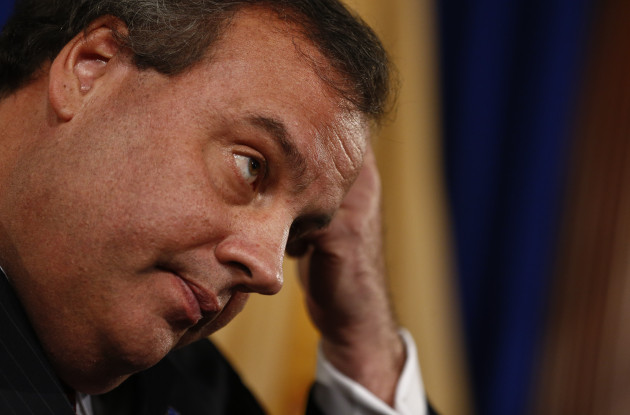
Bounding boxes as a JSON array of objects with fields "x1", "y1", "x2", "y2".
[
  {"x1": 215, "y1": 237, "x2": 284, "y2": 295},
  {"x1": 229, "y1": 261, "x2": 252, "y2": 278},
  {"x1": 227, "y1": 260, "x2": 282, "y2": 296}
]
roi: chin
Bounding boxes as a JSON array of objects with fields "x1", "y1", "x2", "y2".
[
  {"x1": 66, "y1": 349, "x2": 169, "y2": 395},
  {"x1": 72, "y1": 374, "x2": 132, "y2": 396},
  {"x1": 60, "y1": 326, "x2": 179, "y2": 395},
  {"x1": 65, "y1": 293, "x2": 251, "y2": 394}
]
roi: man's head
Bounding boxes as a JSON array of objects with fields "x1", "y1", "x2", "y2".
[
  {"x1": 0, "y1": 0, "x2": 392, "y2": 394},
  {"x1": 0, "y1": 0, "x2": 392, "y2": 120}
]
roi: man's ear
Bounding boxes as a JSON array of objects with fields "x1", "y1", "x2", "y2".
[{"x1": 49, "y1": 16, "x2": 128, "y2": 121}]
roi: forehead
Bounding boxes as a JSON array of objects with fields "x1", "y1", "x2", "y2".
[{"x1": 171, "y1": 7, "x2": 369, "y2": 196}]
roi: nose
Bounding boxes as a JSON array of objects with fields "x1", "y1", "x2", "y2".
[{"x1": 214, "y1": 215, "x2": 289, "y2": 295}]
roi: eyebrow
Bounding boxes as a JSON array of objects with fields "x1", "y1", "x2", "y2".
[{"x1": 248, "y1": 115, "x2": 309, "y2": 192}]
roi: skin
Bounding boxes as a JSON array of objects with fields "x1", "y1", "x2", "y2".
[{"x1": 0, "y1": 8, "x2": 404, "y2": 405}]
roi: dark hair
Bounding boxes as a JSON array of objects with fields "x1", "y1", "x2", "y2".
[{"x1": 0, "y1": 0, "x2": 393, "y2": 121}]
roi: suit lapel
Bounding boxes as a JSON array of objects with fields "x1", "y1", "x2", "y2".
[{"x1": 0, "y1": 271, "x2": 75, "y2": 414}]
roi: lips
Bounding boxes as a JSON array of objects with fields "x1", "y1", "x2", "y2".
[
  {"x1": 172, "y1": 275, "x2": 203, "y2": 324},
  {"x1": 180, "y1": 278, "x2": 221, "y2": 317},
  {"x1": 158, "y1": 265, "x2": 221, "y2": 327}
]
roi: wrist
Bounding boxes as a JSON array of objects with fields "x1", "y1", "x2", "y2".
[{"x1": 321, "y1": 326, "x2": 406, "y2": 406}]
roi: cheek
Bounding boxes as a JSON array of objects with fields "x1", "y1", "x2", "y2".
[{"x1": 2, "y1": 128, "x2": 194, "y2": 276}]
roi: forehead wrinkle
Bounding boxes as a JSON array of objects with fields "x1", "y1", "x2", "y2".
[
  {"x1": 248, "y1": 115, "x2": 311, "y2": 194},
  {"x1": 321, "y1": 117, "x2": 365, "y2": 186}
]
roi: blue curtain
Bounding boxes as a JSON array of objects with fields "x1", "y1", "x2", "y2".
[
  {"x1": 0, "y1": 0, "x2": 12, "y2": 28},
  {"x1": 438, "y1": 1, "x2": 592, "y2": 414}
]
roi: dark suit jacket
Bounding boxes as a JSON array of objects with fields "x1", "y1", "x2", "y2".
[{"x1": 0, "y1": 274, "x2": 435, "y2": 415}]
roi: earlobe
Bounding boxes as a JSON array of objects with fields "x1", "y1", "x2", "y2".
[{"x1": 48, "y1": 16, "x2": 127, "y2": 121}]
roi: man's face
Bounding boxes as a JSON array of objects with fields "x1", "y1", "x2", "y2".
[{"x1": 0, "y1": 9, "x2": 367, "y2": 392}]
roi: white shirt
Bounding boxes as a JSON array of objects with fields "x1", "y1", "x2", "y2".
[
  {"x1": 77, "y1": 329, "x2": 426, "y2": 415},
  {"x1": 312, "y1": 329, "x2": 426, "y2": 415}
]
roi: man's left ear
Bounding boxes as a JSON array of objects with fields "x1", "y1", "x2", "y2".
[{"x1": 48, "y1": 16, "x2": 128, "y2": 121}]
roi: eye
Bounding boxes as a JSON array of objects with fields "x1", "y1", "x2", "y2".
[{"x1": 234, "y1": 154, "x2": 264, "y2": 186}]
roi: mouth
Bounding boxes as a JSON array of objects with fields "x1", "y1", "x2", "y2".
[
  {"x1": 157, "y1": 265, "x2": 221, "y2": 327},
  {"x1": 181, "y1": 278, "x2": 221, "y2": 317}
]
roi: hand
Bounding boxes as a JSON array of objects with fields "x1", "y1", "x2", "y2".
[{"x1": 287, "y1": 146, "x2": 405, "y2": 405}]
